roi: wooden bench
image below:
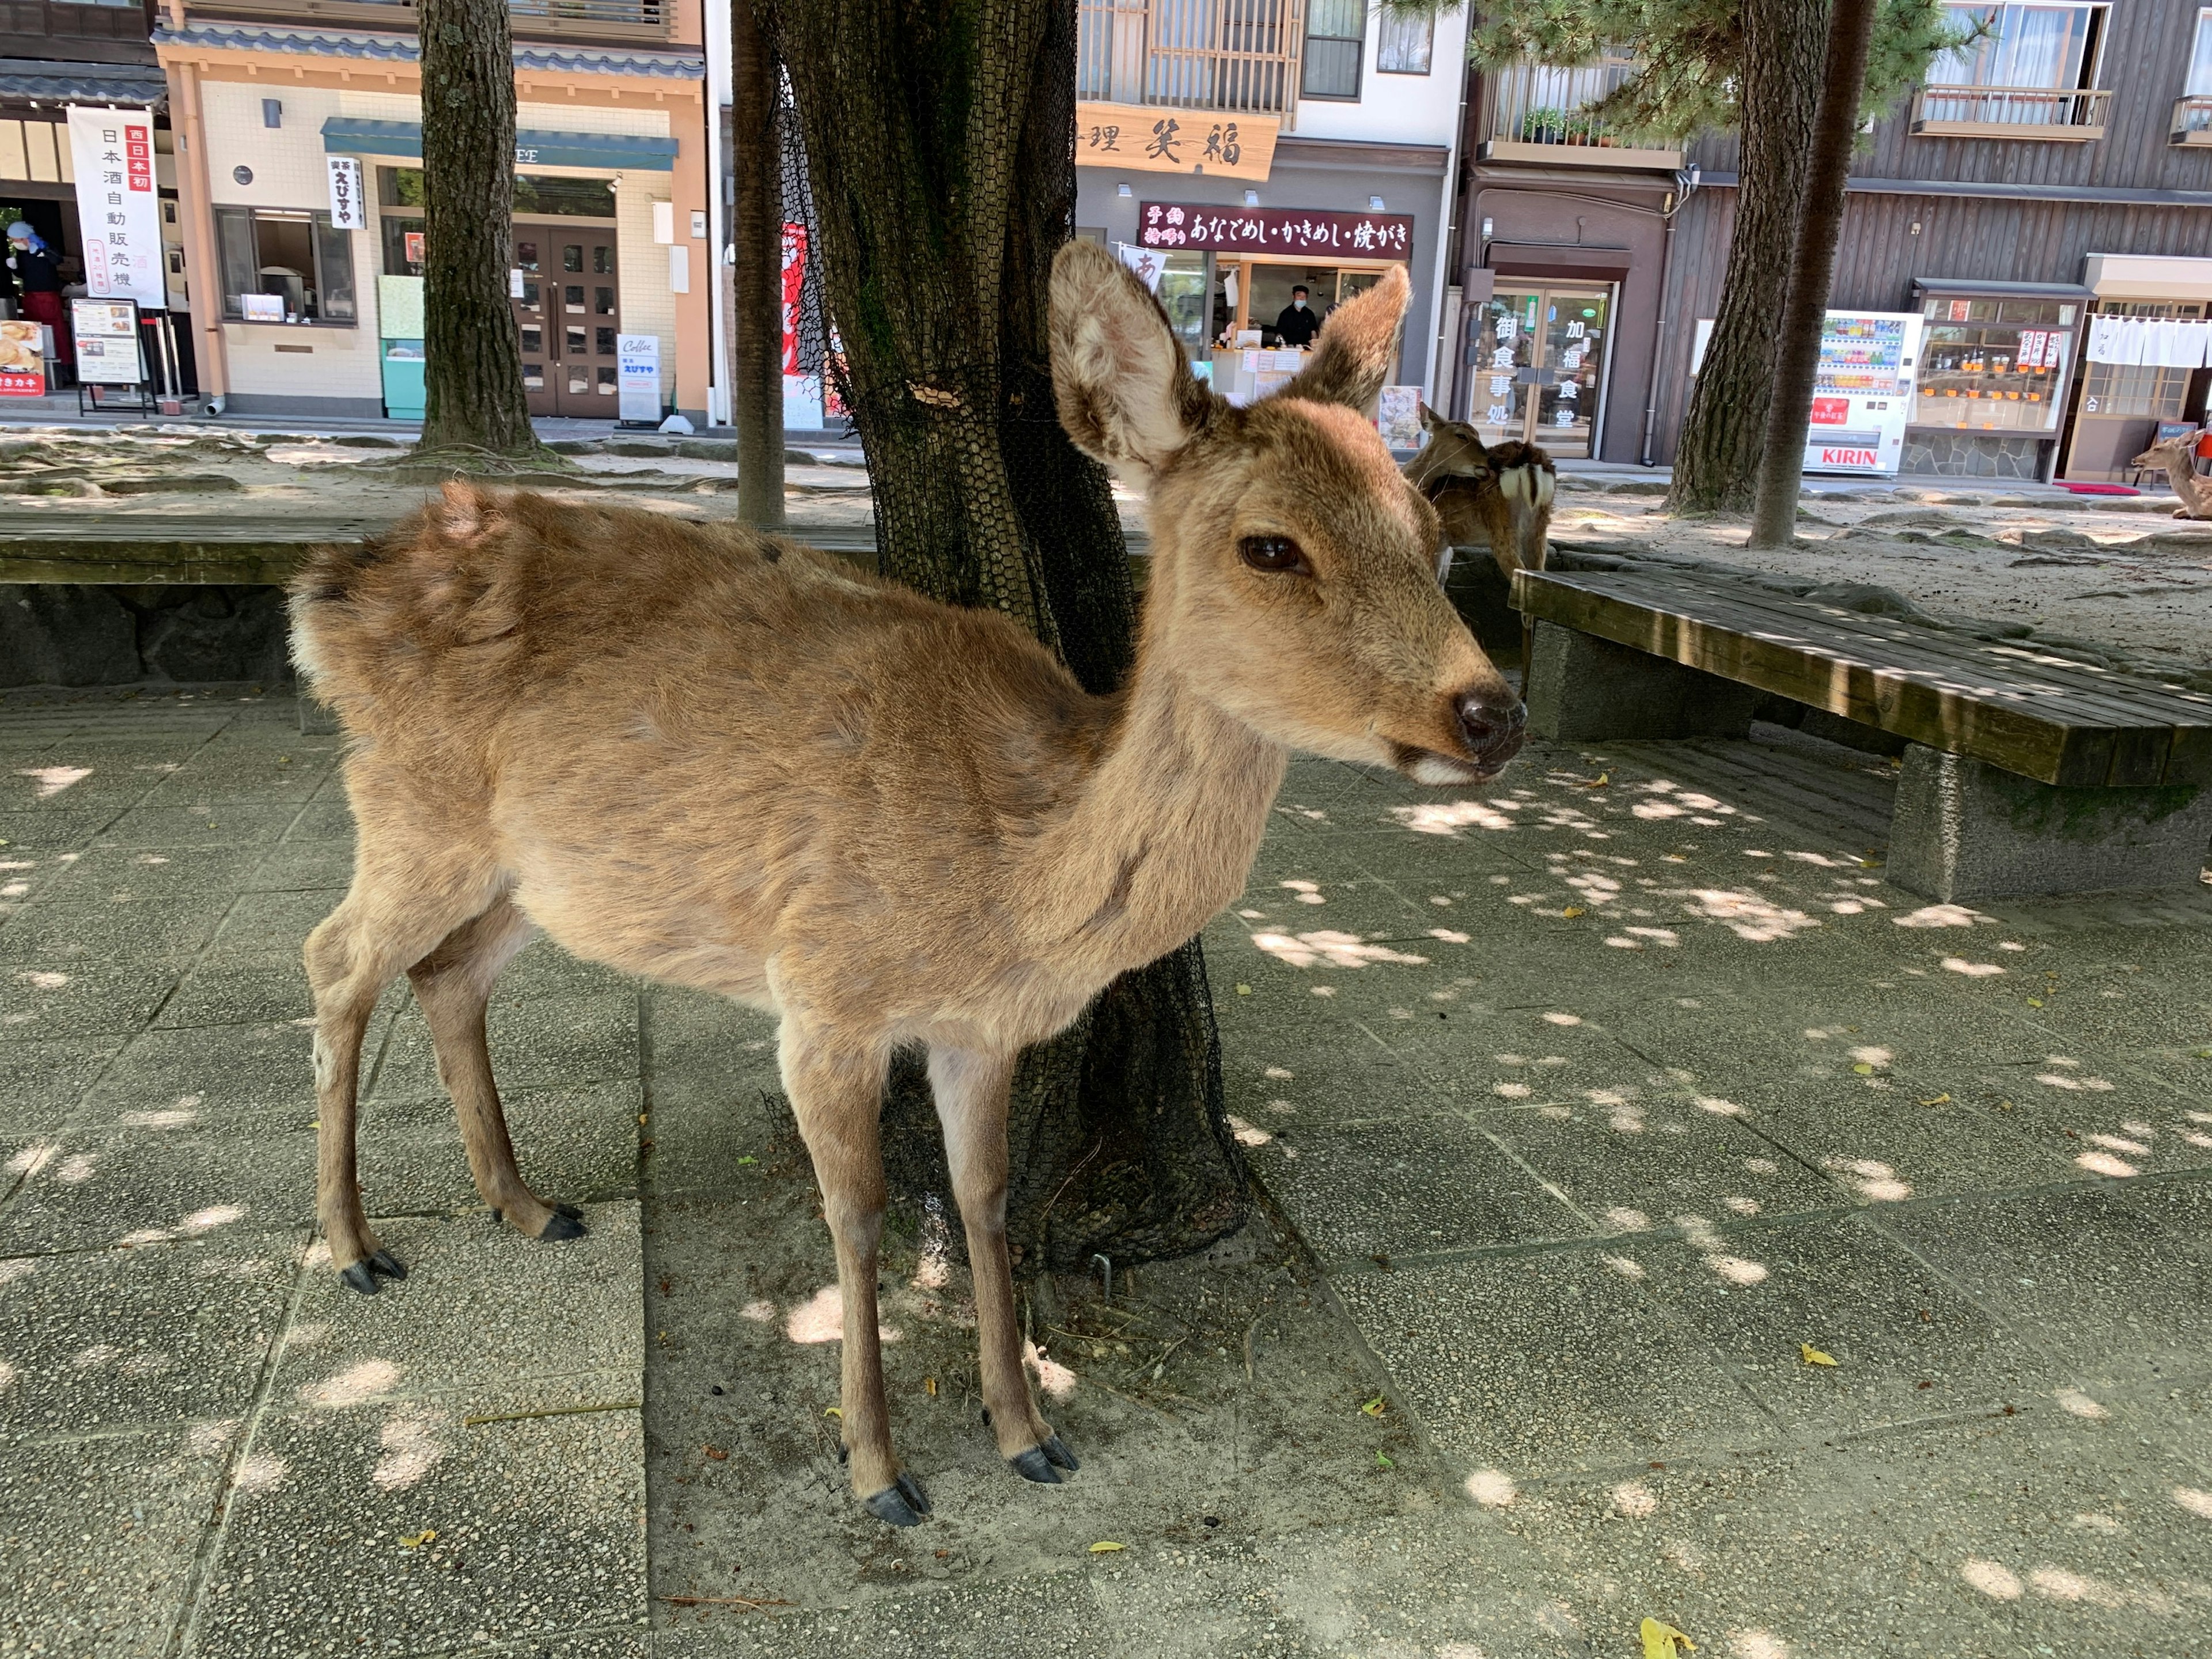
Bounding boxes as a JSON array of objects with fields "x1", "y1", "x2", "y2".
[{"x1": 1510, "y1": 563, "x2": 2212, "y2": 902}]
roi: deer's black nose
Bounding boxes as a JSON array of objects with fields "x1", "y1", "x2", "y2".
[{"x1": 1457, "y1": 694, "x2": 1527, "y2": 762}]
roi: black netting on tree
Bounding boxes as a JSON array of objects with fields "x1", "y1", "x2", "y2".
[{"x1": 772, "y1": 69, "x2": 842, "y2": 419}]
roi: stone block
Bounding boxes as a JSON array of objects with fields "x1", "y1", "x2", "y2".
[
  {"x1": 1524, "y1": 619, "x2": 1763, "y2": 743},
  {"x1": 0, "y1": 584, "x2": 141, "y2": 686},
  {"x1": 1888, "y1": 744, "x2": 2212, "y2": 902}
]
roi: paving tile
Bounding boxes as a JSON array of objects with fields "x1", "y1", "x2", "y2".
[
  {"x1": 359, "y1": 1082, "x2": 642, "y2": 1215},
  {"x1": 0, "y1": 894, "x2": 234, "y2": 965},
  {"x1": 0, "y1": 1421, "x2": 234, "y2": 1659},
  {"x1": 1335, "y1": 1248, "x2": 1768, "y2": 1476},
  {"x1": 1952, "y1": 1055, "x2": 2212, "y2": 1180},
  {"x1": 0, "y1": 1232, "x2": 298, "y2": 1439},
  {"x1": 203, "y1": 887, "x2": 344, "y2": 963},
  {"x1": 153, "y1": 959, "x2": 316, "y2": 1029},
  {"x1": 0, "y1": 807, "x2": 120, "y2": 851},
  {"x1": 0, "y1": 1033, "x2": 126, "y2": 1130},
  {"x1": 1876, "y1": 1183, "x2": 2212, "y2": 1387},
  {"x1": 189, "y1": 1379, "x2": 645, "y2": 1659},
  {"x1": 273, "y1": 1203, "x2": 641, "y2": 1404},
  {"x1": 1249, "y1": 1115, "x2": 1580, "y2": 1261},
  {"x1": 1217, "y1": 1016, "x2": 1442, "y2": 1131},
  {"x1": 0, "y1": 959, "x2": 183, "y2": 1044},
  {"x1": 78, "y1": 1018, "x2": 320, "y2": 1124},
  {"x1": 90, "y1": 802, "x2": 302, "y2": 850},
  {"x1": 236, "y1": 838, "x2": 356, "y2": 892},
  {"x1": 281, "y1": 798, "x2": 358, "y2": 843},
  {"x1": 370, "y1": 990, "x2": 642, "y2": 1104}
]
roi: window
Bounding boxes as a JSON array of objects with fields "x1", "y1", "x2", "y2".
[
  {"x1": 2190, "y1": 8, "x2": 2212, "y2": 96},
  {"x1": 213, "y1": 208, "x2": 355, "y2": 324},
  {"x1": 1302, "y1": 0, "x2": 1363, "y2": 99},
  {"x1": 1929, "y1": 3, "x2": 2104, "y2": 92},
  {"x1": 1908, "y1": 294, "x2": 2075, "y2": 433},
  {"x1": 1376, "y1": 7, "x2": 1433, "y2": 74}
]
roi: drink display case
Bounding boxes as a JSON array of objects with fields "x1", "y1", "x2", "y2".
[
  {"x1": 1803, "y1": 311, "x2": 1923, "y2": 475},
  {"x1": 1908, "y1": 293, "x2": 2078, "y2": 434}
]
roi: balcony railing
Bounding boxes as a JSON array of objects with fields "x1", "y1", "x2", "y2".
[
  {"x1": 2172, "y1": 94, "x2": 2212, "y2": 145},
  {"x1": 1077, "y1": 0, "x2": 1303, "y2": 122},
  {"x1": 1475, "y1": 58, "x2": 1683, "y2": 169},
  {"x1": 1910, "y1": 85, "x2": 2109, "y2": 141},
  {"x1": 183, "y1": 0, "x2": 671, "y2": 44}
]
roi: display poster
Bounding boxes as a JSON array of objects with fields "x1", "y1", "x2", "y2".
[
  {"x1": 1377, "y1": 385, "x2": 1423, "y2": 449},
  {"x1": 0, "y1": 319, "x2": 46, "y2": 395},
  {"x1": 327, "y1": 157, "x2": 366, "y2": 232},
  {"x1": 71, "y1": 298, "x2": 142, "y2": 386},
  {"x1": 1801, "y1": 311, "x2": 1924, "y2": 476},
  {"x1": 66, "y1": 106, "x2": 164, "y2": 306},
  {"x1": 617, "y1": 332, "x2": 662, "y2": 423}
]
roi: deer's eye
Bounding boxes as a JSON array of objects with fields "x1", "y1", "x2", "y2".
[{"x1": 1240, "y1": 535, "x2": 1307, "y2": 573}]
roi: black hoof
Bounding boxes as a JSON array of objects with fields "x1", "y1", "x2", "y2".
[
  {"x1": 537, "y1": 1210, "x2": 588, "y2": 1243},
  {"x1": 552, "y1": 1201, "x2": 584, "y2": 1221},
  {"x1": 1042, "y1": 1434, "x2": 1080, "y2": 1473},
  {"x1": 863, "y1": 1472, "x2": 931, "y2": 1527},
  {"x1": 368, "y1": 1249, "x2": 407, "y2": 1282},
  {"x1": 338, "y1": 1249, "x2": 407, "y2": 1296},
  {"x1": 338, "y1": 1261, "x2": 381, "y2": 1296},
  {"x1": 1009, "y1": 1446, "x2": 1063, "y2": 1485}
]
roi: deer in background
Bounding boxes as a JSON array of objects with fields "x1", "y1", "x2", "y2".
[
  {"x1": 289, "y1": 242, "x2": 1522, "y2": 1529},
  {"x1": 2130, "y1": 428, "x2": 2212, "y2": 519},
  {"x1": 1403, "y1": 403, "x2": 1556, "y2": 579}
]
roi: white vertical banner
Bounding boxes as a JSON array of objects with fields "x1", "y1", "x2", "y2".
[
  {"x1": 1116, "y1": 242, "x2": 1165, "y2": 292},
  {"x1": 66, "y1": 106, "x2": 164, "y2": 307},
  {"x1": 326, "y1": 156, "x2": 366, "y2": 231}
]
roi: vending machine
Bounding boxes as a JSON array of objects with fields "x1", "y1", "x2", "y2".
[{"x1": 1802, "y1": 310, "x2": 1924, "y2": 476}]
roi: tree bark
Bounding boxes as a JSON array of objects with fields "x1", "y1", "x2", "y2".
[
  {"x1": 731, "y1": 0, "x2": 786, "y2": 527},
  {"x1": 1748, "y1": 0, "x2": 1879, "y2": 548},
  {"x1": 1666, "y1": 0, "x2": 1829, "y2": 513},
  {"x1": 417, "y1": 0, "x2": 540, "y2": 459},
  {"x1": 763, "y1": 0, "x2": 1248, "y2": 1270}
]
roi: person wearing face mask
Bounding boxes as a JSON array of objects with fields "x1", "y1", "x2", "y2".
[
  {"x1": 1272, "y1": 284, "x2": 1319, "y2": 349},
  {"x1": 6, "y1": 222, "x2": 69, "y2": 365}
]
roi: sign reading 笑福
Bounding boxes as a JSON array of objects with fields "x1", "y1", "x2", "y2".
[
  {"x1": 1078, "y1": 104, "x2": 1277, "y2": 183},
  {"x1": 1137, "y1": 201, "x2": 1415, "y2": 257},
  {"x1": 65, "y1": 106, "x2": 163, "y2": 308}
]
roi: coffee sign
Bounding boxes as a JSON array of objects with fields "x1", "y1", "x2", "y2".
[
  {"x1": 1137, "y1": 202, "x2": 1415, "y2": 256},
  {"x1": 1077, "y1": 103, "x2": 1277, "y2": 183}
]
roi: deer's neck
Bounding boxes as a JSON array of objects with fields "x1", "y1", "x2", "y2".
[{"x1": 1018, "y1": 654, "x2": 1285, "y2": 980}]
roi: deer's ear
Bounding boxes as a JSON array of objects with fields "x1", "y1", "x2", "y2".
[
  {"x1": 1050, "y1": 239, "x2": 1218, "y2": 482},
  {"x1": 1278, "y1": 266, "x2": 1410, "y2": 418}
]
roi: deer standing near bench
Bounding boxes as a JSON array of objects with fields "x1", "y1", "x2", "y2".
[
  {"x1": 1402, "y1": 403, "x2": 1556, "y2": 578},
  {"x1": 2130, "y1": 429, "x2": 2212, "y2": 519},
  {"x1": 289, "y1": 242, "x2": 1523, "y2": 1527}
]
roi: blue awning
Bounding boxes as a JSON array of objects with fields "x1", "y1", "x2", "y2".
[{"x1": 320, "y1": 117, "x2": 676, "y2": 171}]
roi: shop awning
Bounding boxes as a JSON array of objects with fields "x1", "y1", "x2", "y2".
[
  {"x1": 1487, "y1": 241, "x2": 1632, "y2": 280},
  {"x1": 2081, "y1": 253, "x2": 2212, "y2": 301},
  {"x1": 320, "y1": 117, "x2": 677, "y2": 171},
  {"x1": 1911, "y1": 276, "x2": 2094, "y2": 301}
]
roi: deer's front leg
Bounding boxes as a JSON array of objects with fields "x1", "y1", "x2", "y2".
[
  {"x1": 929, "y1": 1046, "x2": 1080, "y2": 1484},
  {"x1": 782, "y1": 1033, "x2": 931, "y2": 1527}
]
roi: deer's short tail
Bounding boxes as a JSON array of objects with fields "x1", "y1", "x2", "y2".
[{"x1": 1488, "y1": 442, "x2": 1556, "y2": 573}]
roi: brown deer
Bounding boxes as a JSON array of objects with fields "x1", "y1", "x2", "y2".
[
  {"x1": 2130, "y1": 428, "x2": 2212, "y2": 518},
  {"x1": 288, "y1": 241, "x2": 1522, "y2": 1528},
  {"x1": 1402, "y1": 403, "x2": 1555, "y2": 578}
]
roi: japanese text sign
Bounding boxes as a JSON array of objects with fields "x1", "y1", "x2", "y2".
[
  {"x1": 1138, "y1": 202, "x2": 1415, "y2": 257},
  {"x1": 66, "y1": 106, "x2": 163, "y2": 308},
  {"x1": 327, "y1": 156, "x2": 366, "y2": 231},
  {"x1": 0, "y1": 319, "x2": 45, "y2": 396},
  {"x1": 617, "y1": 332, "x2": 661, "y2": 423},
  {"x1": 1078, "y1": 104, "x2": 1277, "y2": 183}
]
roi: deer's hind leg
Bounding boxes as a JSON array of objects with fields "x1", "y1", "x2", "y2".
[
  {"x1": 405, "y1": 897, "x2": 584, "y2": 1244},
  {"x1": 305, "y1": 849, "x2": 508, "y2": 1294}
]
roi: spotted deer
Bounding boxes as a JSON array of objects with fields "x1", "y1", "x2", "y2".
[
  {"x1": 1402, "y1": 403, "x2": 1556, "y2": 578},
  {"x1": 287, "y1": 241, "x2": 1522, "y2": 1528},
  {"x1": 2130, "y1": 429, "x2": 2212, "y2": 519}
]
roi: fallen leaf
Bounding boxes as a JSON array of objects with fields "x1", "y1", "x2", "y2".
[
  {"x1": 823, "y1": 1407, "x2": 842, "y2": 1419},
  {"x1": 703, "y1": 1444, "x2": 728, "y2": 1461},
  {"x1": 1088, "y1": 1540, "x2": 1126, "y2": 1553},
  {"x1": 1360, "y1": 1395, "x2": 1388, "y2": 1417},
  {"x1": 736, "y1": 1156, "x2": 758, "y2": 1166},
  {"x1": 1851, "y1": 1063, "x2": 1874, "y2": 1075},
  {"x1": 1582, "y1": 772, "x2": 1611, "y2": 789},
  {"x1": 1800, "y1": 1343, "x2": 1838, "y2": 1368},
  {"x1": 1918, "y1": 1093, "x2": 1952, "y2": 1106},
  {"x1": 925, "y1": 1377, "x2": 938, "y2": 1397},
  {"x1": 1376, "y1": 1451, "x2": 1395, "y2": 1468},
  {"x1": 399, "y1": 1529, "x2": 437, "y2": 1549},
  {"x1": 1562, "y1": 906, "x2": 1587, "y2": 919},
  {"x1": 1641, "y1": 1617, "x2": 1695, "y2": 1657},
  {"x1": 2027, "y1": 997, "x2": 2044, "y2": 1007},
  {"x1": 1236, "y1": 984, "x2": 1252, "y2": 995}
]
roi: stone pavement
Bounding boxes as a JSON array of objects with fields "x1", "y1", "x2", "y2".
[{"x1": 3, "y1": 685, "x2": 2209, "y2": 1658}]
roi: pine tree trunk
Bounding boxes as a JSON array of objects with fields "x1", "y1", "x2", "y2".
[
  {"x1": 732, "y1": 0, "x2": 786, "y2": 527},
  {"x1": 418, "y1": 0, "x2": 540, "y2": 458},
  {"x1": 763, "y1": 0, "x2": 1249, "y2": 1270},
  {"x1": 1748, "y1": 0, "x2": 1878, "y2": 548},
  {"x1": 1667, "y1": 0, "x2": 1829, "y2": 513}
]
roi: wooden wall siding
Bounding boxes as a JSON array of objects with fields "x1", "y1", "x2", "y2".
[
  {"x1": 1643, "y1": 187, "x2": 2212, "y2": 460},
  {"x1": 1688, "y1": 0, "x2": 2212, "y2": 190}
]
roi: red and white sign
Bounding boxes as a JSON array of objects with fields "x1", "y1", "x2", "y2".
[
  {"x1": 0, "y1": 319, "x2": 44, "y2": 396},
  {"x1": 1809, "y1": 396, "x2": 1849, "y2": 426},
  {"x1": 1817, "y1": 447, "x2": 1878, "y2": 467},
  {"x1": 66, "y1": 106, "x2": 164, "y2": 308},
  {"x1": 1138, "y1": 201, "x2": 1414, "y2": 256}
]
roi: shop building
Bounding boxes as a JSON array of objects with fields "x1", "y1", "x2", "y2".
[
  {"x1": 153, "y1": 0, "x2": 715, "y2": 424},
  {"x1": 1457, "y1": 0, "x2": 2212, "y2": 480},
  {"x1": 1071, "y1": 0, "x2": 1470, "y2": 411}
]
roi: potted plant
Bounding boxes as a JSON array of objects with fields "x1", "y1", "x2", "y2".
[
  {"x1": 1520, "y1": 106, "x2": 1567, "y2": 144},
  {"x1": 1564, "y1": 111, "x2": 1593, "y2": 145}
]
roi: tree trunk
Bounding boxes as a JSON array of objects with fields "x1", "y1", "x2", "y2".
[
  {"x1": 763, "y1": 0, "x2": 1248, "y2": 1270},
  {"x1": 731, "y1": 0, "x2": 786, "y2": 527},
  {"x1": 417, "y1": 0, "x2": 540, "y2": 459},
  {"x1": 1666, "y1": 0, "x2": 1829, "y2": 513},
  {"x1": 1749, "y1": 0, "x2": 1878, "y2": 548}
]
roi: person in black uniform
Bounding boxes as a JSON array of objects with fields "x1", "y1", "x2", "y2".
[{"x1": 1272, "y1": 285, "x2": 1320, "y2": 349}]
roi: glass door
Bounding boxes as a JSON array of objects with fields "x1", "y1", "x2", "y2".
[
  {"x1": 1468, "y1": 285, "x2": 1611, "y2": 459},
  {"x1": 513, "y1": 222, "x2": 622, "y2": 418},
  {"x1": 1536, "y1": 289, "x2": 1608, "y2": 457}
]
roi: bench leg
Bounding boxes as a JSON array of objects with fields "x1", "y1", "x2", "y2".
[
  {"x1": 1888, "y1": 745, "x2": 2212, "y2": 902},
  {"x1": 1524, "y1": 619, "x2": 1763, "y2": 743}
]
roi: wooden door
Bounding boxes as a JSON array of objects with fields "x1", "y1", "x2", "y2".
[{"x1": 512, "y1": 221, "x2": 622, "y2": 418}]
